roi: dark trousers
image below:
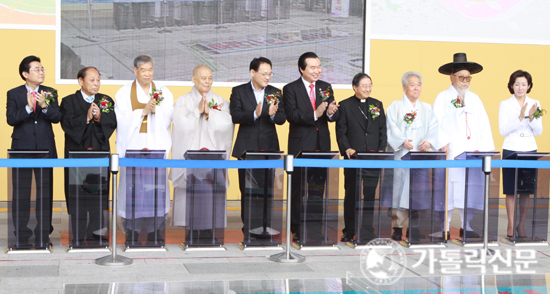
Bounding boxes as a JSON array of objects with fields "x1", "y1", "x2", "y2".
[
  {"x1": 291, "y1": 166, "x2": 326, "y2": 241},
  {"x1": 11, "y1": 167, "x2": 53, "y2": 246},
  {"x1": 239, "y1": 167, "x2": 275, "y2": 239},
  {"x1": 343, "y1": 168, "x2": 380, "y2": 240}
]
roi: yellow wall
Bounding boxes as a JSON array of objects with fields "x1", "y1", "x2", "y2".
[{"x1": 1, "y1": 29, "x2": 549, "y2": 201}]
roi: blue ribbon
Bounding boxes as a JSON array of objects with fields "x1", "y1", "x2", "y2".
[{"x1": 0, "y1": 158, "x2": 548, "y2": 169}]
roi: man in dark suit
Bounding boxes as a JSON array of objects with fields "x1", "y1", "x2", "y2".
[
  {"x1": 60, "y1": 67, "x2": 117, "y2": 246},
  {"x1": 230, "y1": 57, "x2": 286, "y2": 239},
  {"x1": 336, "y1": 73, "x2": 387, "y2": 243},
  {"x1": 283, "y1": 52, "x2": 339, "y2": 243},
  {"x1": 6, "y1": 55, "x2": 62, "y2": 247}
]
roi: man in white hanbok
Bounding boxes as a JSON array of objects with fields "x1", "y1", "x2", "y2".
[
  {"x1": 433, "y1": 53, "x2": 495, "y2": 239},
  {"x1": 385, "y1": 72, "x2": 439, "y2": 241},
  {"x1": 171, "y1": 66, "x2": 234, "y2": 241},
  {"x1": 115, "y1": 55, "x2": 174, "y2": 244}
]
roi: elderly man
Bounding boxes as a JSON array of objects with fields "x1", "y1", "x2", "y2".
[
  {"x1": 385, "y1": 71, "x2": 439, "y2": 241},
  {"x1": 284, "y1": 52, "x2": 339, "y2": 242},
  {"x1": 433, "y1": 53, "x2": 494, "y2": 239},
  {"x1": 171, "y1": 65, "x2": 233, "y2": 242},
  {"x1": 60, "y1": 66, "x2": 117, "y2": 245},
  {"x1": 7, "y1": 55, "x2": 62, "y2": 247},
  {"x1": 336, "y1": 73, "x2": 387, "y2": 243},
  {"x1": 115, "y1": 55, "x2": 174, "y2": 245},
  {"x1": 230, "y1": 57, "x2": 286, "y2": 238}
]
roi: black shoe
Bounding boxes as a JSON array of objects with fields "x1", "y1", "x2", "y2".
[
  {"x1": 410, "y1": 228, "x2": 425, "y2": 240},
  {"x1": 516, "y1": 227, "x2": 527, "y2": 239},
  {"x1": 391, "y1": 228, "x2": 403, "y2": 241},
  {"x1": 460, "y1": 228, "x2": 480, "y2": 238},
  {"x1": 340, "y1": 233, "x2": 354, "y2": 242}
]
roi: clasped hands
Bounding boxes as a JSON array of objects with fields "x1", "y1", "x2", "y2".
[
  {"x1": 87, "y1": 103, "x2": 101, "y2": 122},
  {"x1": 198, "y1": 93, "x2": 210, "y2": 117},
  {"x1": 142, "y1": 97, "x2": 157, "y2": 117}
]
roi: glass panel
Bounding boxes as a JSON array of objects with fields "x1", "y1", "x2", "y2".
[
  {"x1": 7, "y1": 150, "x2": 51, "y2": 250},
  {"x1": 67, "y1": 151, "x2": 110, "y2": 248},
  {"x1": 455, "y1": 152, "x2": 500, "y2": 243},
  {"x1": 401, "y1": 152, "x2": 446, "y2": 245},
  {"x1": 296, "y1": 151, "x2": 339, "y2": 246},
  {"x1": 183, "y1": 150, "x2": 227, "y2": 247},
  {"x1": 241, "y1": 151, "x2": 284, "y2": 247},
  {"x1": 510, "y1": 152, "x2": 550, "y2": 243},
  {"x1": 354, "y1": 152, "x2": 393, "y2": 244},
  {"x1": 123, "y1": 149, "x2": 167, "y2": 247}
]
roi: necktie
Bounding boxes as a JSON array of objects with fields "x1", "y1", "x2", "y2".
[
  {"x1": 32, "y1": 91, "x2": 37, "y2": 113},
  {"x1": 309, "y1": 84, "x2": 316, "y2": 110}
]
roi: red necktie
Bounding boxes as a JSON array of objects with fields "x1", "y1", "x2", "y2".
[
  {"x1": 32, "y1": 91, "x2": 37, "y2": 113},
  {"x1": 309, "y1": 84, "x2": 316, "y2": 110}
]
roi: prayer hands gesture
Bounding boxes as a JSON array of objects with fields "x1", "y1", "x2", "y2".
[
  {"x1": 87, "y1": 102, "x2": 100, "y2": 122},
  {"x1": 327, "y1": 101, "x2": 339, "y2": 116},
  {"x1": 268, "y1": 100, "x2": 278, "y2": 117},
  {"x1": 198, "y1": 93, "x2": 210, "y2": 116},
  {"x1": 142, "y1": 97, "x2": 156, "y2": 116}
]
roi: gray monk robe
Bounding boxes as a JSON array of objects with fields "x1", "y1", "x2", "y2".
[{"x1": 170, "y1": 86, "x2": 234, "y2": 229}]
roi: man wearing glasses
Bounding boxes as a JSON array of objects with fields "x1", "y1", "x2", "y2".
[
  {"x1": 433, "y1": 53, "x2": 495, "y2": 239},
  {"x1": 6, "y1": 55, "x2": 62, "y2": 247},
  {"x1": 230, "y1": 57, "x2": 286, "y2": 237}
]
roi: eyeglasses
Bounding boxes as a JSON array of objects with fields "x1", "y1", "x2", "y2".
[
  {"x1": 30, "y1": 68, "x2": 46, "y2": 73},
  {"x1": 453, "y1": 75, "x2": 472, "y2": 82},
  {"x1": 260, "y1": 72, "x2": 274, "y2": 77}
]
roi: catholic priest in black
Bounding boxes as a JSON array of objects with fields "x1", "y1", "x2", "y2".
[{"x1": 60, "y1": 66, "x2": 117, "y2": 246}]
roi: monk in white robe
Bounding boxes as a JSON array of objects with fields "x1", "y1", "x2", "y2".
[
  {"x1": 171, "y1": 66, "x2": 233, "y2": 234},
  {"x1": 385, "y1": 72, "x2": 439, "y2": 241},
  {"x1": 433, "y1": 53, "x2": 494, "y2": 238},
  {"x1": 115, "y1": 55, "x2": 174, "y2": 242}
]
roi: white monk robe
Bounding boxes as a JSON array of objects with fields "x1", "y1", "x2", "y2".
[
  {"x1": 386, "y1": 94, "x2": 439, "y2": 210},
  {"x1": 433, "y1": 85, "x2": 494, "y2": 213},
  {"x1": 171, "y1": 86, "x2": 234, "y2": 227},
  {"x1": 115, "y1": 80, "x2": 174, "y2": 222}
]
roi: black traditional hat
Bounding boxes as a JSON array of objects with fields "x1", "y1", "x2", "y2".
[{"x1": 438, "y1": 53, "x2": 483, "y2": 75}]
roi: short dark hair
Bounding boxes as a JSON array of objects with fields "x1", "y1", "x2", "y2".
[
  {"x1": 352, "y1": 73, "x2": 371, "y2": 87},
  {"x1": 508, "y1": 70, "x2": 533, "y2": 94},
  {"x1": 249, "y1": 57, "x2": 272, "y2": 72},
  {"x1": 77, "y1": 66, "x2": 100, "y2": 80},
  {"x1": 19, "y1": 55, "x2": 41, "y2": 81},
  {"x1": 298, "y1": 52, "x2": 318, "y2": 75}
]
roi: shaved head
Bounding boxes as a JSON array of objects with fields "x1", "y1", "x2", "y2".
[{"x1": 192, "y1": 65, "x2": 213, "y2": 94}]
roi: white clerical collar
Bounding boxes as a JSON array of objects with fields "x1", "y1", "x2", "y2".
[
  {"x1": 360, "y1": 99, "x2": 366, "y2": 103},
  {"x1": 81, "y1": 90, "x2": 95, "y2": 103}
]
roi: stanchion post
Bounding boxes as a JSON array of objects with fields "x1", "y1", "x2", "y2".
[
  {"x1": 96, "y1": 154, "x2": 132, "y2": 266},
  {"x1": 481, "y1": 155, "x2": 495, "y2": 261},
  {"x1": 269, "y1": 155, "x2": 305, "y2": 263}
]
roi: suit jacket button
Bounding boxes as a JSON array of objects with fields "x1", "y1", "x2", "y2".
[
  {"x1": 365, "y1": 133, "x2": 368, "y2": 136},
  {"x1": 35, "y1": 121, "x2": 37, "y2": 124}
]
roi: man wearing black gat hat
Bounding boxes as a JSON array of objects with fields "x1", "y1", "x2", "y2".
[{"x1": 432, "y1": 53, "x2": 495, "y2": 240}]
